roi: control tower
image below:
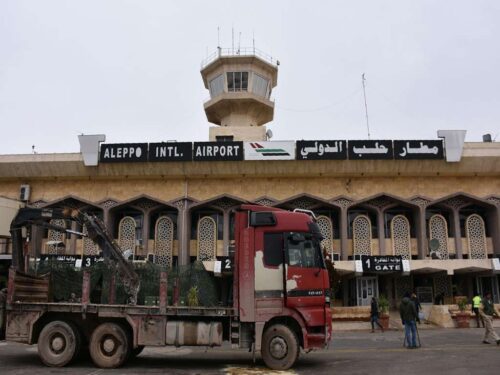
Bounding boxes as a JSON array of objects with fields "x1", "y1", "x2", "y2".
[{"x1": 200, "y1": 47, "x2": 278, "y2": 141}]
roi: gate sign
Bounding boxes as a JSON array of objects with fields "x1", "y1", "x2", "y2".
[
  {"x1": 193, "y1": 142, "x2": 243, "y2": 161},
  {"x1": 361, "y1": 255, "x2": 403, "y2": 273},
  {"x1": 244, "y1": 141, "x2": 295, "y2": 160},
  {"x1": 149, "y1": 142, "x2": 192, "y2": 162}
]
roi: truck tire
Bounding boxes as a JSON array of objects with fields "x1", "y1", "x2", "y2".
[
  {"x1": 38, "y1": 320, "x2": 80, "y2": 367},
  {"x1": 261, "y1": 324, "x2": 299, "y2": 370},
  {"x1": 89, "y1": 323, "x2": 130, "y2": 368}
]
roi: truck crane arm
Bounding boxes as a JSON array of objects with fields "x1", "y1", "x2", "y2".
[{"x1": 9, "y1": 207, "x2": 140, "y2": 305}]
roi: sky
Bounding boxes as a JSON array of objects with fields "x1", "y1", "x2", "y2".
[{"x1": 1, "y1": 0, "x2": 499, "y2": 154}]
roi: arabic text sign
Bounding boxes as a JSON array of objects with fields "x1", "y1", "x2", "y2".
[
  {"x1": 348, "y1": 140, "x2": 393, "y2": 160},
  {"x1": 361, "y1": 255, "x2": 403, "y2": 273},
  {"x1": 193, "y1": 142, "x2": 243, "y2": 161},
  {"x1": 100, "y1": 143, "x2": 148, "y2": 163},
  {"x1": 296, "y1": 140, "x2": 347, "y2": 160},
  {"x1": 394, "y1": 140, "x2": 444, "y2": 160},
  {"x1": 148, "y1": 142, "x2": 192, "y2": 162},
  {"x1": 244, "y1": 141, "x2": 295, "y2": 160}
]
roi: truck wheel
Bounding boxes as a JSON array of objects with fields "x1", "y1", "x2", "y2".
[
  {"x1": 261, "y1": 324, "x2": 299, "y2": 370},
  {"x1": 89, "y1": 323, "x2": 130, "y2": 368},
  {"x1": 38, "y1": 320, "x2": 79, "y2": 367}
]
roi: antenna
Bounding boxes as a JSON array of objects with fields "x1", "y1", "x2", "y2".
[
  {"x1": 217, "y1": 26, "x2": 220, "y2": 48},
  {"x1": 232, "y1": 27, "x2": 234, "y2": 54},
  {"x1": 253, "y1": 30, "x2": 255, "y2": 53},
  {"x1": 362, "y1": 73, "x2": 371, "y2": 140},
  {"x1": 238, "y1": 32, "x2": 241, "y2": 54}
]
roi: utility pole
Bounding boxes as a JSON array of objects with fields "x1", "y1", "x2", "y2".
[{"x1": 362, "y1": 73, "x2": 371, "y2": 140}]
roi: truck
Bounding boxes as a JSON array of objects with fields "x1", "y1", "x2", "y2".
[{"x1": 1, "y1": 204, "x2": 332, "y2": 370}]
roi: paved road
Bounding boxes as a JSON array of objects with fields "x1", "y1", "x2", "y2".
[{"x1": 1, "y1": 328, "x2": 499, "y2": 374}]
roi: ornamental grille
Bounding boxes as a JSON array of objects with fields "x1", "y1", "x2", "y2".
[
  {"x1": 391, "y1": 215, "x2": 411, "y2": 260},
  {"x1": 30, "y1": 200, "x2": 47, "y2": 208},
  {"x1": 212, "y1": 198, "x2": 241, "y2": 210},
  {"x1": 197, "y1": 216, "x2": 217, "y2": 261},
  {"x1": 172, "y1": 200, "x2": 185, "y2": 209},
  {"x1": 395, "y1": 276, "x2": 412, "y2": 299},
  {"x1": 466, "y1": 214, "x2": 487, "y2": 260},
  {"x1": 429, "y1": 214, "x2": 449, "y2": 259},
  {"x1": 332, "y1": 198, "x2": 353, "y2": 209},
  {"x1": 353, "y1": 215, "x2": 372, "y2": 256},
  {"x1": 288, "y1": 198, "x2": 316, "y2": 210},
  {"x1": 434, "y1": 273, "x2": 452, "y2": 297},
  {"x1": 118, "y1": 216, "x2": 136, "y2": 256},
  {"x1": 366, "y1": 198, "x2": 391, "y2": 210},
  {"x1": 254, "y1": 198, "x2": 276, "y2": 207},
  {"x1": 154, "y1": 216, "x2": 174, "y2": 268},
  {"x1": 83, "y1": 225, "x2": 100, "y2": 256},
  {"x1": 442, "y1": 197, "x2": 467, "y2": 209},
  {"x1": 134, "y1": 199, "x2": 159, "y2": 211},
  {"x1": 486, "y1": 197, "x2": 500, "y2": 206},
  {"x1": 410, "y1": 197, "x2": 431, "y2": 208},
  {"x1": 47, "y1": 219, "x2": 66, "y2": 254},
  {"x1": 101, "y1": 200, "x2": 118, "y2": 209},
  {"x1": 316, "y1": 215, "x2": 333, "y2": 255}
]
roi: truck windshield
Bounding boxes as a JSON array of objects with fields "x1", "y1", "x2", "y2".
[{"x1": 287, "y1": 234, "x2": 325, "y2": 269}]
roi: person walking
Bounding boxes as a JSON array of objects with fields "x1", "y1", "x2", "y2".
[
  {"x1": 400, "y1": 292, "x2": 418, "y2": 348},
  {"x1": 479, "y1": 292, "x2": 500, "y2": 345},
  {"x1": 411, "y1": 292, "x2": 422, "y2": 324},
  {"x1": 370, "y1": 297, "x2": 384, "y2": 333},
  {"x1": 472, "y1": 293, "x2": 484, "y2": 328}
]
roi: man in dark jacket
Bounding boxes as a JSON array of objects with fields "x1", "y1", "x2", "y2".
[
  {"x1": 479, "y1": 292, "x2": 500, "y2": 345},
  {"x1": 400, "y1": 292, "x2": 418, "y2": 348},
  {"x1": 370, "y1": 297, "x2": 384, "y2": 333}
]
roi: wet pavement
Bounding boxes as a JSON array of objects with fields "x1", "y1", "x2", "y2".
[{"x1": 1, "y1": 328, "x2": 499, "y2": 374}]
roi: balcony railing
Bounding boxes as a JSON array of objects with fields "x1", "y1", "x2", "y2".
[{"x1": 201, "y1": 47, "x2": 277, "y2": 69}]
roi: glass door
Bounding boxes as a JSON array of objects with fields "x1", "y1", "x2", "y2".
[{"x1": 357, "y1": 277, "x2": 378, "y2": 306}]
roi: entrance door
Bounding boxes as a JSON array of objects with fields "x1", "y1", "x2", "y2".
[
  {"x1": 356, "y1": 277, "x2": 378, "y2": 306},
  {"x1": 476, "y1": 276, "x2": 500, "y2": 303}
]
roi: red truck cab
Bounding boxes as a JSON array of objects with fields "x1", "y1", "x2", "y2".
[{"x1": 234, "y1": 205, "x2": 332, "y2": 369}]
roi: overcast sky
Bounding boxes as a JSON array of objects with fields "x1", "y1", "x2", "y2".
[{"x1": 1, "y1": 0, "x2": 499, "y2": 154}]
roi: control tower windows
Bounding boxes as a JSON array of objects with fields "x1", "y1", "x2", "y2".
[
  {"x1": 209, "y1": 74, "x2": 224, "y2": 97},
  {"x1": 227, "y1": 72, "x2": 248, "y2": 92},
  {"x1": 252, "y1": 73, "x2": 270, "y2": 98}
]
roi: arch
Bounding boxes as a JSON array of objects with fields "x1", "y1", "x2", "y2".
[
  {"x1": 154, "y1": 216, "x2": 174, "y2": 268},
  {"x1": 47, "y1": 219, "x2": 66, "y2": 255},
  {"x1": 391, "y1": 215, "x2": 411, "y2": 260},
  {"x1": 353, "y1": 215, "x2": 372, "y2": 256},
  {"x1": 316, "y1": 215, "x2": 334, "y2": 255},
  {"x1": 197, "y1": 216, "x2": 217, "y2": 261},
  {"x1": 466, "y1": 214, "x2": 487, "y2": 259},
  {"x1": 118, "y1": 216, "x2": 136, "y2": 257},
  {"x1": 429, "y1": 214, "x2": 449, "y2": 259}
]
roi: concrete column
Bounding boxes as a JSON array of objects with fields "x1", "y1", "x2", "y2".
[
  {"x1": 178, "y1": 201, "x2": 191, "y2": 266},
  {"x1": 452, "y1": 208, "x2": 463, "y2": 259},
  {"x1": 340, "y1": 208, "x2": 349, "y2": 260},
  {"x1": 142, "y1": 210, "x2": 151, "y2": 256},
  {"x1": 223, "y1": 210, "x2": 230, "y2": 256},
  {"x1": 70, "y1": 221, "x2": 78, "y2": 255},
  {"x1": 377, "y1": 210, "x2": 386, "y2": 256},
  {"x1": 417, "y1": 208, "x2": 427, "y2": 259}
]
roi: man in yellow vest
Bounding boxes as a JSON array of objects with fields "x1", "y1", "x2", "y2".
[{"x1": 472, "y1": 293, "x2": 484, "y2": 328}]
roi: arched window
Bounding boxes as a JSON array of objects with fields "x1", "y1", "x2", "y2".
[
  {"x1": 154, "y1": 216, "x2": 174, "y2": 268},
  {"x1": 316, "y1": 215, "x2": 334, "y2": 256},
  {"x1": 466, "y1": 214, "x2": 487, "y2": 259},
  {"x1": 391, "y1": 215, "x2": 411, "y2": 260},
  {"x1": 429, "y1": 214, "x2": 449, "y2": 259},
  {"x1": 353, "y1": 215, "x2": 372, "y2": 256},
  {"x1": 47, "y1": 219, "x2": 66, "y2": 255},
  {"x1": 83, "y1": 225, "x2": 100, "y2": 256},
  {"x1": 197, "y1": 216, "x2": 217, "y2": 261},
  {"x1": 118, "y1": 216, "x2": 136, "y2": 257}
]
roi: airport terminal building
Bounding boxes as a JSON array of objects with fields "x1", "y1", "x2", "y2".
[{"x1": 0, "y1": 49, "x2": 499, "y2": 307}]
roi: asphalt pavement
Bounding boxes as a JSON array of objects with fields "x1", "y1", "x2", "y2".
[{"x1": 1, "y1": 328, "x2": 499, "y2": 374}]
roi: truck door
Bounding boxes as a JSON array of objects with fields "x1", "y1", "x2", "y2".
[{"x1": 284, "y1": 232, "x2": 327, "y2": 326}]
